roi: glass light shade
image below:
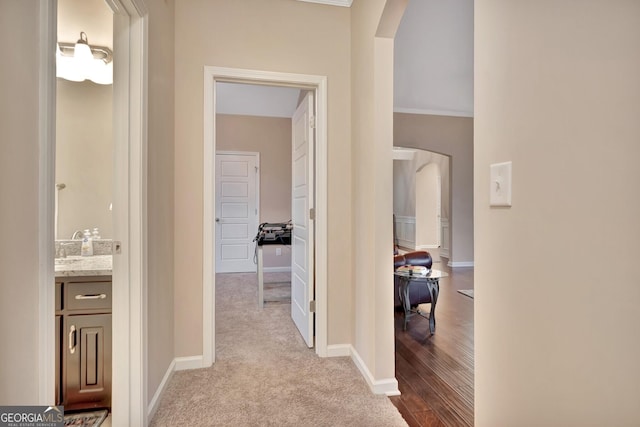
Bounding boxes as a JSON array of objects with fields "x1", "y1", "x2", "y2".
[
  {"x1": 56, "y1": 41, "x2": 113, "y2": 85},
  {"x1": 73, "y1": 42, "x2": 93, "y2": 62},
  {"x1": 89, "y1": 61, "x2": 113, "y2": 85}
]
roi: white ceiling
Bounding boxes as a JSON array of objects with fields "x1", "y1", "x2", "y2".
[
  {"x1": 216, "y1": 83, "x2": 301, "y2": 118},
  {"x1": 394, "y1": 0, "x2": 474, "y2": 117},
  {"x1": 223, "y1": 0, "x2": 474, "y2": 118}
]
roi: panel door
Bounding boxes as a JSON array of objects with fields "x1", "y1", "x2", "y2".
[
  {"x1": 63, "y1": 314, "x2": 112, "y2": 409},
  {"x1": 291, "y1": 92, "x2": 315, "y2": 347},
  {"x1": 215, "y1": 153, "x2": 259, "y2": 273}
]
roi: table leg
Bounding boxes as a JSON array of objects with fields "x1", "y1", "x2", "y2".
[
  {"x1": 257, "y1": 245, "x2": 264, "y2": 308},
  {"x1": 402, "y1": 277, "x2": 411, "y2": 331},
  {"x1": 428, "y1": 279, "x2": 439, "y2": 334}
]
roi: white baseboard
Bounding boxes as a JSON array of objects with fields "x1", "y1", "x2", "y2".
[
  {"x1": 263, "y1": 266, "x2": 292, "y2": 273},
  {"x1": 416, "y1": 244, "x2": 439, "y2": 249},
  {"x1": 147, "y1": 359, "x2": 176, "y2": 421},
  {"x1": 174, "y1": 355, "x2": 204, "y2": 371},
  {"x1": 336, "y1": 345, "x2": 400, "y2": 396},
  {"x1": 447, "y1": 261, "x2": 475, "y2": 268},
  {"x1": 326, "y1": 344, "x2": 351, "y2": 357}
]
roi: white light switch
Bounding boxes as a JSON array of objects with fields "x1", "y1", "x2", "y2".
[{"x1": 490, "y1": 161, "x2": 512, "y2": 207}]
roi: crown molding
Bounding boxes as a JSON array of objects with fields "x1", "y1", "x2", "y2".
[
  {"x1": 297, "y1": 0, "x2": 353, "y2": 7},
  {"x1": 394, "y1": 107, "x2": 474, "y2": 118}
]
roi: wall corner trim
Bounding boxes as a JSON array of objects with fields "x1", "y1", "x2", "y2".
[
  {"x1": 334, "y1": 345, "x2": 401, "y2": 396},
  {"x1": 174, "y1": 355, "x2": 205, "y2": 371},
  {"x1": 326, "y1": 344, "x2": 351, "y2": 357},
  {"x1": 147, "y1": 359, "x2": 176, "y2": 421}
]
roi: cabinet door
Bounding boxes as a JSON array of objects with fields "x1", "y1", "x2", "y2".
[
  {"x1": 55, "y1": 315, "x2": 61, "y2": 406},
  {"x1": 63, "y1": 314, "x2": 112, "y2": 409}
]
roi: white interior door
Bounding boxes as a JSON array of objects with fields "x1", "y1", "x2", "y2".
[
  {"x1": 215, "y1": 152, "x2": 259, "y2": 273},
  {"x1": 291, "y1": 92, "x2": 315, "y2": 347},
  {"x1": 415, "y1": 163, "x2": 441, "y2": 249}
]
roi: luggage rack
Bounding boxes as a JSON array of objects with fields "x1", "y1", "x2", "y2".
[{"x1": 254, "y1": 221, "x2": 292, "y2": 307}]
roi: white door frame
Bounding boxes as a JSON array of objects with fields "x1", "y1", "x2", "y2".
[
  {"x1": 38, "y1": 0, "x2": 148, "y2": 425},
  {"x1": 215, "y1": 150, "x2": 260, "y2": 273},
  {"x1": 203, "y1": 66, "x2": 328, "y2": 365}
]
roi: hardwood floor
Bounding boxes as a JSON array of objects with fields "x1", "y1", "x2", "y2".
[{"x1": 389, "y1": 260, "x2": 474, "y2": 427}]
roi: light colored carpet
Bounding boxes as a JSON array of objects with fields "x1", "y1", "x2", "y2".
[{"x1": 150, "y1": 272, "x2": 407, "y2": 427}]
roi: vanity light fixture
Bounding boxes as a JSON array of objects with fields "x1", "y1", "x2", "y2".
[{"x1": 56, "y1": 32, "x2": 113, "y2": 85}]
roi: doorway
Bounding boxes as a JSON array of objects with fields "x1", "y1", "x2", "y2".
[
  {"x1": 393, "y1": 148, "x2": 450, "y2": 261},
  {"x1": 203, "y1": 67, "x2": 329, "y2": 365},
  {"x1": 40, "y1": 0, "x2": 148, "y2": 424}
]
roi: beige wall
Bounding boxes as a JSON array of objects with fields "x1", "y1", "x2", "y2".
[
  {"x1": 56, "y1": 80, "x2": 113, "y2": 239},
  {"x1": 0, "y1": 0, "x2": 41, "y2": 405},
  {"x1": 351, "y1": 0, "x2": 405, "y2": 386},
  {"x1": 146, "y1": 0, "x2": 176, "y2": 407},
  {"x1": 394, "y1": 113, "x2": 473, "y2": 264},
  {"x1": 216, "y1": 114, "x2": 292, "y2": 270},
  {"x1": 475, "y1": 1, "x2": 640, "y2": 425},
  {"x1": 174, "y1": 0, "x2": 352, "y2": 357}
]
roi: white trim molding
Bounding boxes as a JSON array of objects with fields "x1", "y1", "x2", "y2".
[
  {"x1": 350, "y1": 346, "x2": 400, "y2": 396},
  {"x1": 416, "y1": 244, "x2": 439, "y2": 250},
  {"x1": 263, "y1": 266, "x2": 292, "y2": 273},
  {"x1": 394, "y1": 107, "x2": 474, "y2": 118},
  {"x1": 440, "y1": 218, "x2": 450, "y2": 258},
  {"x1": 392, "y1": 147, "x2": 416, "y2": 161},
  {"x1": 395, "y1": 215, "x2": 416, "y2": 250},
  {"x1": 326, "y1": 344, "x2": 351, "y2": 357},
  {"x1": 174, "y1": 355, "x2": 205, "y2": 371},
  {"x1": 447, "y1": 261, "x2": 475, "y2": 268},
  {"x1": 203, "y1": 66, "x2": 329, "y2": 368},
  {"x1": 108, "y1": 1, "x2": 149, "y2": 426},
  {"x1": 38, "y1": 0, "x2": 57, "y2": 406},
  {"x1": 297, "y1": 0, "x2": 353, "y2": 7},
  {"x1": 147, "y1": 359, "x2": 175, "y2": 421}
]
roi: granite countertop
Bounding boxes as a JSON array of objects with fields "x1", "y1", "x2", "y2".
[{"x1": 55, "y1": 255, "x2": 113, "y2": 277}]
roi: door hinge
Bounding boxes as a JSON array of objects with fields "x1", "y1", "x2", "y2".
[
  {"x1": 309, "y1": 115, "x2": 316, "y2": 129},
  {"x1": 309, "y1": 208, "x2": 315, "y2": 221},
  {"x1": 309, "y1": 300, "x2": 316, "y2": 313},
  {"x1": 113, "y1": 241, "x2": 122, "y2": 254}
]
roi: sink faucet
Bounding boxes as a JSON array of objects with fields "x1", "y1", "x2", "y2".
[{"x1": 71, "y1": 230, "x2": 84, "y2": 240}]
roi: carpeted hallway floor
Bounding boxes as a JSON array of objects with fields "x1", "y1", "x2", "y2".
[{"x1": 150, "y1": 272, "x2": 407, "y2": 427}]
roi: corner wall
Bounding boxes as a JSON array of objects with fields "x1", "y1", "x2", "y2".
[
  {"x1": 350, "y1": 0, "x2": 406, "y2": 393},
  {"x1": 146, "y1": 0, "x2": 176, "y2": 411},
  {"x1": 475, "y1": 1, "x2": 640, "y2": 425}
]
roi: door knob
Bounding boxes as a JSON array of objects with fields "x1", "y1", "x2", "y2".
[{"x1": 215, "y1": 218, "x2": 220, "y2": 222}]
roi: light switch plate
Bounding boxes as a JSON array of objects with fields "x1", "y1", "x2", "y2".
[{"x1": 490, "y1": 161, "x2": 512, "y2": 207}]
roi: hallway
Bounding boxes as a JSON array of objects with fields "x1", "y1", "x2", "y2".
[
  {"x1": 150, "y1": 272, "x2": 406, "y2": 426},
  {"x1": 390, "y1": 263, "x2": 474, "y2": 426}
]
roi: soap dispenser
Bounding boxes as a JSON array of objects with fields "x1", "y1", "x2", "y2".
[{"x1": 81, "y1": 229, "x2": 93, "y2": 256}]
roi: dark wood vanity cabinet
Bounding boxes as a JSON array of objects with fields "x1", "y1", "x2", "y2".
[{"x1": 55, "y1": 277, "x2": 112, "y2": 411}]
